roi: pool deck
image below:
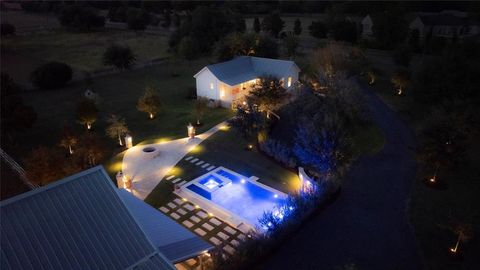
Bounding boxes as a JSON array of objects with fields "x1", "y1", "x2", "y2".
[{"x1": 122, "y1": 122, "x2": 228, "y2": 200}]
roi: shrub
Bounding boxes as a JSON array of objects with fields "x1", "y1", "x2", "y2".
[
  {"x1": 0, "y1": 23, "x2": 15, "y2": 36},
  {"x1": 332, "y1": 21, "x2": 357, "y2": 44},
  {"x1": 58, "y1": 5, "x2": 105, "y2": 31},
  {"x1": 103, "y1": 44, "x2": 136, "y2": 69},
  {"x1": 30, "y1": 62, "x2": 73, "y2": 90},
  {"x1": 259, "y1": 138, "x2": 297, "y2": 168}
]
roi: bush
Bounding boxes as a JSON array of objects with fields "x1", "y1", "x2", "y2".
[
  {"x1": 58, "y1": 5, "x2": 105, "y2": 31},
  {"x1": 308, "y1": 21, "x2": 327, "y2": 38},
  {"x1": 259, "y1": 138, "x2": 297, "y2": 168},
  {"x1": 108, "y1": 6, "x2": 128, "y2": 22},
  {"x1": 1, "y1": 23, "x2": 15, "y2": 36},
  {"x1": 30, "y1": 62, "x2": 73, "y2": 90},
  {"x1": 103, "y1": 44, "x2": 136, "y2": 69},
  {"x1": 332, "y1": 21, "x2": 357, "y2": 44}
]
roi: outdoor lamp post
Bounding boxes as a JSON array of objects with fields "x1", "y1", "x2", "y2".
[
  {"x1": 187, "y1": 123, "x2": 195, "y2": 139},
  {"x1": 125, "y1": 134, "x2": 133, "y2": 149}
]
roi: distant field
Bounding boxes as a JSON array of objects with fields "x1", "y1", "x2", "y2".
[{"x1": 1, "y1": 30, "x2": 169, "y2": 82}]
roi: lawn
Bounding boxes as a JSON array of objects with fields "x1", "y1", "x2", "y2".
[
  {"x1": 10, "y1": 58, "x2": 233, "y2": 176},
  {"x1": 1, "y1": 29, "x2": 169, "y2": 82},
  {"x1": 145, "y1": 127, "x2": 302, "y2": 209}
]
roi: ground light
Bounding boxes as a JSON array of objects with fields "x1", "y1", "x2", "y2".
[{"x1": 450, "y1": 233, "x2": 461, "y2": 254}]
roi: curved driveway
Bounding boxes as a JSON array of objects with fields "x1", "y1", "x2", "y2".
[{"x1": 263, "y1": 81, "x2": 422, "y2": 270}]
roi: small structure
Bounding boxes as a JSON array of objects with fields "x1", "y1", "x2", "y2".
[
  {"x1": 361, "y1": 14, "x2": 375, "y2": 40},
  {"x1": 193, "y1": 56, "x2": 300, "y2": 108},
  {"x1": 125, "y1": 134, "x2": 133, "y2": 148},
  {"x1": 187, "y1": 123, "x2": 195, "y2": 139}
]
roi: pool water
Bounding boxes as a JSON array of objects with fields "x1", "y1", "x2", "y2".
[{"x1": 183, "y1": 167, "x2": 286, "y2": 227}]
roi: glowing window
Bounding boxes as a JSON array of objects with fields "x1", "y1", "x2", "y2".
[
  {"x1": 220, "y1": 90, "x2": 225, "y2": 98},
  {"x1": 210, "y1": 82, "x2": 214, "y2": 90},
  {"x1": 287, "y1": 77, "x2": 292, "y2": 87}
]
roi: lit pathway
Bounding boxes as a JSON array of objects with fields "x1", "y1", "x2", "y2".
[{"x1": 122, "y1": 122, "x2": 227, "y2": 200}]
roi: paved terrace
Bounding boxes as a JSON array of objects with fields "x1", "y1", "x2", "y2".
[{"x1": 122, "y1": 122, "x2": 227, "y2": 200}]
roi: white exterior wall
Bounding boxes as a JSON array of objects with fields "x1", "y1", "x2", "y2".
[{"x1": 195, "y1": 68, "x2": 220, "y2": 100}]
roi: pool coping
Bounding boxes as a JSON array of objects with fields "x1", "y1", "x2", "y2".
[{"x1": 174, "y1": 166, "x2": 287, "y2": 232}]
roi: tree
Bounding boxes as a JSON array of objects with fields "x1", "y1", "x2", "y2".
[
  {"x1": 1, "y1": 23, "x2": 15, "y2": 36},
  {"x1": 193, "y1": 97, "x2": 209, "y2": 125},
  {"x1": 76, "y1": 99, "x2": 98, "y2": 130},
  {"x1": 261, "y1": 11, "x2": 285, "y2": 38},
  {"x1": 308, "y1": 21, "x2": 327, "y2": 38},
  {"x1": 255, "y1": 34, "x2": 279, "y2": 59},
  {"x1": 228, "y1": 100, "x2": 265, "y2": 140},
  {"x1": 24, "y1": 146, "x2": 81, "y2": 186},
  {"x1": 79, "y1": 133, "x2": 106, "y2": 167},
  {"x1": 408, "y1": 29, "x2": 420, "y2": 52},
  {"x1": 331, "y1": 21, "x2": 357, "y2": 44},
  {"x1": 293, "y1": 18, "x2": 302, "y2": 35},
  {"x1": 215, "y1": 32, "x2": 257, "y2": 61},
  {"x1": 103, "y1": 44, "x2": 136, "y2": 70},
  {"x1": 253, "y1": 17, "x2": 261, "y2": 33},
  {"x1": 283, "y1": 32, "x2": 299, "y2": 58},
  {"x1": 178, "y1": 36, "x2": 198, "y2": 60},
  {"x1": 137, "y1": 85, "x2": 162, "y2": 119},
  {"x1": 59, "y1": 124, "x2": 78, "y2": 155},
  {"x1": 371, "y1": 5, "x2": 408, "y2": 49},
  {"x1": 391, "y1": 69, "x2": 410, "y2": 96},
  {"x1": 105, "y1": 115, "x2": 129, "y2": 146},
  {"x1": 1, "y1": 95, "x2": 37, "y2": 143},
  {"x1": 30, "y1": 62, "x2": 72, "y2": 90},
  {"x1": 127, "y1": 8, "x2": 150, "y2": 31},
  {"x1": 58, "y1": 5, "x2": 105, "y2": 31},
  {"x1": 248, "y1": 77, "x2": 287, "y2": 118},
  {"x1": 162, "y1": 9, "x2": 171, "y2": 28},
  {"x1": 312, "y1": 42, "x2": 350, "y2": 78}
]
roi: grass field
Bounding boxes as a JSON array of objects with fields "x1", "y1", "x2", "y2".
[
  {"x1": 1, "y1": 29, "x2": 169, "y2": 82},
  {"x1": 10, "y1": 58, "x2": 233, "y2": 175}
]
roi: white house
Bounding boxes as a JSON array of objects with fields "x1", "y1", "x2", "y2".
[
  {"x1": 409, "y1": 11, "x2": 480, "y2": 42},
  {"x1": 193, "y1": 56, "x2": 300, "y2": 108}
]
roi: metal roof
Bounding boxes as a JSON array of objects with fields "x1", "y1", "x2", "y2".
[
  {"x1": 117, "y1": 189, "x2": 213, "y2": 263},
  {"x1": 0, "y1": 166, "x2": 175, "y2": 270},
  {"x1": 196, "y1": 56, "x2": 300, "y2": 86}
]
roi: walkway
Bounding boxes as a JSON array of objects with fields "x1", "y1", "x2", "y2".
[
  {"x1": 122, "y1": 122, "x2": 227, "y2": 200},
  {"x1": 263, "y1": 81, "x2": 422, "y2": 269}
]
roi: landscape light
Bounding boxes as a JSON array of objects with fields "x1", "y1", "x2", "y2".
[
  {"x1": 274, "y1": 194, "x2": 278, "y2": 198},
  {"x1": 125, "y1": 134, "x2": 133, "y2": 149},
  {"x1": 241, "y1": 179, "x2": 246, "y2": 184},
  {"x1": 187, "y1": 123, "x2": 195, "y2": 139},
  {"x1": 149, "y1": 113, "x2": 154, "y2": 119}
]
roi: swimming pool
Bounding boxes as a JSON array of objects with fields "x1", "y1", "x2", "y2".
[{"x1": 178, "y1": 167, "x2": 287, "y2": 230}]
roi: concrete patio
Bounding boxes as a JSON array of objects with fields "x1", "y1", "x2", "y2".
[{"x1": 122, "y1": 122, "x2": 228, "y2": 200}]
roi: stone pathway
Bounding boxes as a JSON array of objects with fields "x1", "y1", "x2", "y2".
[
  {"x1": 122, "y1": 122, "x2": 227, "y2": 200},
  {"x1": 160, "y1": 195, "x2": 251, "y2": 258}
]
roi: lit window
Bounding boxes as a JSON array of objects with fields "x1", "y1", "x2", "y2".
[
  {"x1": 220, "y1": 90, "x2": 225, "y2": 98},
  {"x1": 287, "y1": 77, "x2": 292, "y2": 87},
  {"x1": 210, "y1": 83, "x2": 214, "y2": 90}
]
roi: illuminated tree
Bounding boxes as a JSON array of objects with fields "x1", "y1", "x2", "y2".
[
  {"x1": 312, "y1": 42, "x2": 349, "y2": 78},
  {"x1": 24, "y1": 147, "x2": 65, "y2": 186},
  {"x1": 76, "y1": 99, "x2": 98, "y2": 130},
  {"x1": 137, "y1": 85, "x2": 162, "y2": 119},
  {"x1": 193, "y1": 97, "x2": 209, "y2": 125},
  {"x1": 59, "y1": 124, "x2": 78, "y2": 155},
  {"x1": 391, "y1": 69, "x2": 410, "y2": 95},
  {"x1": 228, "y1": 100, "x2": 265, "y2": 140},
  {"x1": 80, "y1": 134, "x2": 106, "y2": 167},
  {"x1": 105, "y1": 115, "x2": 129, "y2": 146},
  {"x1": 248, "y1": 77, "x2": 287, "y2": 118}
]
